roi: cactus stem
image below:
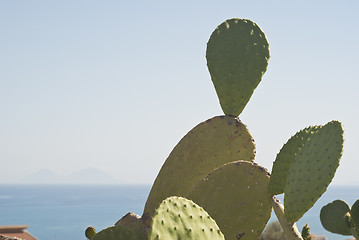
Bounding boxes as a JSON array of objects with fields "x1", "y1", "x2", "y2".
[{"x1": 272, "y1": 197, "x2": 303, "y2": 240}]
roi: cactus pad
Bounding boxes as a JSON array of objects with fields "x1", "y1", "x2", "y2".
[
  {"x1": 144, "y1": 115, "x2": 255, "y2": 217},
  {"x1": 206, "y1": 18, "x2": 270, "y2": 116},
  {"x1": 269, "y1": 126, "x2": 320, "y2": 195},
  {"x1": 284, "y1": 121, "x2": 344, "y2": 222},
  {"x1": 189, "y1": 161, "x2": 272, "y2": 240},
  {"x1": 149, "y1": 196, "x2": 225, "y2": 240},
  {"x1": 320, "y1": 200, "x2": 352, "y2": 235},
  {"x1": 351, "y1": 200, "x2": 359, "y2": 228},
  {"x1": 91, "y1": 225, "x2": 139, "y2": 240},
  {"x1": 302, "y1": 223, "x2": 314, "y2": 240},
  {"x1": 85, "y1": 226, "x2": 96, "y2": 239}
]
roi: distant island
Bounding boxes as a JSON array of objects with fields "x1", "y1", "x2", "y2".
[{"x1": 22, "y1": 168, "x2": 119, "y2": 184}]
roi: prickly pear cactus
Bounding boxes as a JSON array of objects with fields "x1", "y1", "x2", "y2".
[
  {"x1": 206, "y1": 18, "x2": 270, "y2": 116},
  {"x1": 84, "y1": 16, "x2": 348, "y2": 240},
  {"x1": 284, "y1": 120, "x2": 344, "y2": 222},
  {"x1": 189, "y1": 161, "x2": 272, "y2": 240},
  {"x1": 320, "y1": 200, "x2": 352, "y2": 235},
  {"x1": 149, "y1": 196, "x2": 225, "y2": 240},
  {"x1": 144, "y1": 115, "x2": 255, "y2": 217},
  {"x1": 91, "y1": 225, "x2": 139, "y2": 240},
  {"x1": 268, "y1": 126, "x2": 320, "y2": 195}
]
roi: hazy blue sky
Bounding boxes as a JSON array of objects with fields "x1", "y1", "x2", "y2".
[{"x1": 1, "y1": 1, "x2": 358, "y2": 185}]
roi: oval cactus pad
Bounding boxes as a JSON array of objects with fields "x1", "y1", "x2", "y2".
[
  {"x1": 144, "y1": 115, "x2": 255, "y2": 217},
  {"x1": 149, "y1": 196, "x2": 225, "y2": 240},
  {"x1": 206, "y1": 18, "x2": 270, "y2": 116},
  {"x1": 320, "y1": 200, "x2": 352, "y2": 235},
  {"x1": 284, "y1": 121, "x2": 344, "y2": 222},
  {"x1": 189, "y1": 161, "x2": 272, "y2": 240}
]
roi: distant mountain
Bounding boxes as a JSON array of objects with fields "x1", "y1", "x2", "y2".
[
  {"x1": 22, "y1": 169, "x2": 64, "y2": 184},
  {"x1": 22, "y1": 168, "x2": 118, "y2": 184}
]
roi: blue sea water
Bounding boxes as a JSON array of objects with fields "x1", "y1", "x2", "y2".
[
  {"x1": 0, "y1": 184, "x2": 151, "y2": 240},
  {"x1": 0, "y1": 184, "x2": 358, "y2": 240}
]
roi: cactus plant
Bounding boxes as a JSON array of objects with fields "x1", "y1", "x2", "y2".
[
  {"x1": 85, "y1": 17, "x2": 346, "y2": 240},
  {"x1": 320, "y1": 199, "x2": 359, "y2": 239},
  {"x1": 148, "y1": 196, "x2": 224, "y2": 240}
]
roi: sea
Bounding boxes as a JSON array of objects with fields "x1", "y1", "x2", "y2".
[{"x1": 0, "y1": 184, "x2": 358, "y2": 240}]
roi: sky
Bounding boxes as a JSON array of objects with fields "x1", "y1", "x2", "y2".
[{"x1": 0, "y1": 1, "x2": 358, "y2": 185}]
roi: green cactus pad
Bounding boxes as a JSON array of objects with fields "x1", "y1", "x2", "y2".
[
  {"x1": 320, "y1": 200, "x2": 352, "y2": 235},
  {"x1": 115, "y1": 212, "x2": 149, "y2": 239},
  {"x1": 92, "y1": 225, "x2": 139, "y2": 240},
  {"x1": 189, "y1": 161, "x2": 272, "y2": 240},
  {"x1": 302, "y1": 223, "x2": 314, "y2": 240},
  {"x1": 206, "y1": 18, "x2": 270, "y2": 116},
  {"x1": 284, "y1": 121, "x2": 344, "y2": 222},
  {"x1": 85, "y1": 226, "x2": 96, "y2": 239},
  {"x1": 351, "y1": 199, "x2": 359, "y2": 228},
  {"x1": 149, "y1": 196, "x2": 225, "y2": 240},
  {"x1": 269, "y1": 126, "x2": 320, "y2": 195},
  {"x1": 144, "y1": 115, "x2": 255, "y2": 217}
]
